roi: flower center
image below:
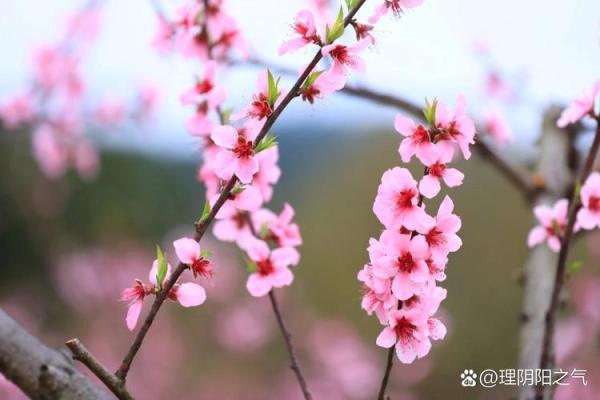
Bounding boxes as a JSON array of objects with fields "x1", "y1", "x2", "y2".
[
  {"x1": 395, "y1": 316, "x2": 417, "y2": 342},
  {"x1": 589, "y1": 196, "x2": 600, "y2": 212},
  {"x1": 257, "y1": 258, "x2": 275, "y2": 276},
  {"x1": 329, "y1": 45, "x2": 349, "y2": 63},
  {"x1": 396, "y1": 252, "x2": 416, "y2": 273},
  {"x1": 301, "y1": 85, "x2": 320, "y2": 104},
  {"x1": 249, "y1": 93, "x2": 272, "y2": 119},
  {"x1": 195, "y1": 79, "x2": 213, "y2": 95},
  {"x1": 425, "y1": 228, "x2": 444, "y2": 247},
  {"x1": 396, "y1": 189, "x2": 416, "y2": 209},
  {"x1": 191, "y1": 257, "x2": 212, "y2": 279},
  {"x1": 428, "y1": 162, "x2": 446, "y2": 178},
  {"x1": 413, "y1": 125, "x2": 431, "y2": 144},
  {"x1": 233, "y1": 136, "x2": 254, "y2": 159}
]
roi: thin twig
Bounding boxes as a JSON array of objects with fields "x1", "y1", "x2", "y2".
[
  {"x1": 65, "y1": 339, "x2": 134, "y2": 400},
  {"x1": 268, "y1": 290, "x2": 313, "y2": 400},
  {"x1": 535, "y1": 117, "x2": 600, "y2": 399},
  {"x1": 377, "y1": 345, "x2": 395, "y2": 400}
]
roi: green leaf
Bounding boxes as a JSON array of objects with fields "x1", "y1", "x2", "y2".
[
  {"x1": 155, "y1": 245, "x2": 168, "y2": 288},
  {"x1": 267, "y1": 70, "x2": 281, "y2": 107},
  {"x1": 423, "y1": 97, "x2": 438, "y2": 126},
  {"x1": 259, "y1": 223, "x2": 270, "y2": 239},
  {"x1": 345, "y1": 0, "x2": 358, "y2": 10},
  {"x1": 569, "y1": 260, "x2": 583, "y2": 274},
  {"x1": 231, "y1": 185, "x2": 245, "y2": 195},
  {"x1": 574, "y1": 182, "x2": 582, "y2": 200},
  {"x1": 199, "y1": 200, "x2": 211, "y2": 223},
  {"x1": 220, "y1": 107, "x2": 233, "y2": 124},
  {"x1": 326, "y1": 7, "x2": 345, "y2": 43},
  {"x1": 242, "y1": 254, "x2": 257, "y2": 273},
  {"x1": 200, "y1": 249, "x2": 212, "y2": 258},
  {"x1": 255, "y1": 133, "x2": 278, "y2": 153},
  {"x1": 303, "y1": 70, "x2": 324, "y2": 88}
]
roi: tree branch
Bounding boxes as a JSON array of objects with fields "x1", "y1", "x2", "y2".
[
  {"x1": 66, "y1": 339, "x2": 133, "y2": 400},
  {"x1": 268, "y1": 291, "x2": 312, "y2": 400},
  {"x1": 535, "y1": 116, "x2": 600, "y2": 399},
  {"x1": 0, "y1": 308, "x2": 112, "y2": 400}
]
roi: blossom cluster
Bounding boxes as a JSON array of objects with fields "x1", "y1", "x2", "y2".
[
  {"x1": 527, "y1": 80, "x2": 600, "y2": 252},
  {"x1": 0, "y1": 4, "x2": 157, "y2": 179},
  {"x1": 359, "y1": 96, "x2": 476, "y2": 364}
]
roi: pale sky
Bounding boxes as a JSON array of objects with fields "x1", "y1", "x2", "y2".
[{"x1": 0, "y1": 0, "x2": 599, "y2": 157}]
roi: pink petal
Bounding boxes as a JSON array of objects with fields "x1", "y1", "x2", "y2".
[
  {"x1": 527, "y1": 226, "x2": 547, "y2": 247},
  {"x1": 173, "y1": 237, "x2": 199, "y2": 264},
  {"x1": 442, "y1": 168, "x2": 464, "y2": 187},
  {"x1": 394, "y1": 115, "x2": 416, "y2": 137},
  {"x1": 270, "y1": 266, "x2": 294, "y2": 287},
  {"x1": 246, "y1": 273, "x2": 272, "y2": 297},
  {"x1": 126, "y1": 300, "x2": 143, "y2": 331},
  {"x1": 235, "y1": 185, "x2": 263, "y2": 211},
  {"x1": 278, "y1": 38, "x2": 309, "y2": 55},
  {"x1": 175, "y1": 283, "x2": 206, "y2": 307},
  {"x1": 395, "y1": 341, "x2": 417, "y2": 364},
  {"x1": 210, "y1": 125, "x2": 238, "y2": 149},
  {"x1": 376, "y1": 327, "x2": 397, "y2": 348},
  {"x1": 246, "y1": 238, "x2": 270, "y2": 262},
  {"x1": 419, "y1": 174, "x2": 441, "y2": 199},
  {"x1": 234, "y1": 156, "x2": 259, "y2": 184},
  {"x1": 271, "y1": 247, "x2": 300, "y2": 267}
]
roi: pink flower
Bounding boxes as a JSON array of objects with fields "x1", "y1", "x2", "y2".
[
  {"x1": 483, "y1": 108, "x2": 512, "y2": 144},
  {"x1": 252, "y1": 203, "x2": 302, "y2": 248},
  {"x1": 418, "y1": 148, "x2": 464, "y2": 198},
  {"x1": 180, "y1": 61, "x2": 226, "y2": 109},
  {"x1": 373, "y1": 167, "x2": 434, "y2": 231},
  {"x1": 434, "y1": 96, "x2": 476, "y2": 160},
  {"x1": 321, "y1": 39, "x2": 370, "y2": 90},
  {"x1": 94, "y1": 99, "x2": 125, "y2": 125},
  {"x1": 121, "y1": 259, "x2": 206, "y2": 331},
  {"x1": 279, "y1": 10, "x2": 321, "y2": 55},
  {"x1": 252, "y1": 147, "x2": 281, "y2": 201},
  {"x1": 369, "y1": 230, "x2": 429, "y2": 300},
  {"x1": 577, "y1": 172, "x2": 600, "y2": 230},
  {"x1": 233, "y1": 71, "x2": 279, "y2": 121},
  {"x1": 376, "y1": 308, "x2": 431, "y2": 364},
  {"x1": 394, "y1": 116, "x2": 437, "y2": 164},
  {"x1": 300, "y1": 70, "x2": 342, "y2": 103},
  {"x1": 211, "y1": 124, "x2": 259, "y2": 183},
  {"x1": 0, "y1": 93, "x2": 35, "y2": 129},
  {"x1": 557, "y1": 80, "x2": 600, "y2": 128},
  {"x1": 32, "y1": 124, "x2": 68, "y2": 179},
  {"x1": 369, "y1": 0, "x2": 424, "y2": 24},
  {"x1": 152, "y1": 17, "x2": 175, "y2": 53},
  {"x1": 245, "y1": 239, "x2": 297, "y2": 297},
  {"x1": 422, "y1": 196, "x2": 462, "y2": 258},
  {"x1": 213, "y1": 184, "x2": 263, "y2": 218},
  {"x1": 527, "y1": 199, "x2": 569, "y2": 252},
  {"x1": 173, "y1": 237, "x2": 213, "y2": 279}
]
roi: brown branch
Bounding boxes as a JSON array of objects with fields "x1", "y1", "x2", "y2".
[
  {"x1": 268, "y1": 290, "x2": 313, "y2": 400},
  {"x1": 535, "y1": 116, "x2": 600, "y2": 399},
  {"x1": 377, "y1": 345, "x2": 395, "y2": 400},
  {"x1": 65, "y1": 339, "x2": 133, "y2": 400},
  {"x1": 241, "y1": 57, "x2": 540, "y2": 201},
  {"x1": 0, "y1": 308, "x2": 112, "y2": 400}
]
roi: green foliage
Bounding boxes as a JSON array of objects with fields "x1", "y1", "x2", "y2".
[
  {"x1": 155, "y1": 245, "x2": 168, "y2": 288},
  {"x1": 423, "y1": 97, "x2": 438, "y2": 126},
  {"x1": 267, "y1": 70, "x2": 281, "y2": 108},
  {"x1": 326, "y1": 7, "x2": 345, "y2": 43},
  {"x1": 255, "y1": 133, "x2": 278, "y2": 153}
]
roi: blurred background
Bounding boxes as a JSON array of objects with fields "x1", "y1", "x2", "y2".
[{"x1": 1, "y1": 0, "x2": 599, "y2": 399}]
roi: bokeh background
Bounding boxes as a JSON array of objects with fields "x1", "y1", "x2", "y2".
[{"x1": 1, "y1": 0, "x2": 600, "y2": 399}]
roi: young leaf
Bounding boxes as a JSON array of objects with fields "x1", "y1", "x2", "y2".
[
  {"x1": 242, "y1": 254, "x2": 257, "y2": 273},
  {"x1": 156, "y1": 245, "x2": 168, "y2": 288},
  {"x1": 267, "y1": 70, "x2": 281, "y2": 107},
  {"x1": 423, "y1": 97, "x2": 438, "y2": 126},
  {"x1": 200, "y1": 249, "x2": 212, "y2": 259},
  {"x1": 326, "y1": 7, "x2": 345, "y2": 43},
  {"x1": 303, "y1": 70, "x2": 324, "y2": 88},
  {"x1": 569, "y1": 260, "x2": 583, "y2": 274},
  {"x1": 199, "y1": 200, "x2": 211, "y2": 223},
  {"x1": 345, "y1": 0, "x2": 358, "y2": 10},
  {"x1": 255, "y1": 133, "x2": 278, "y2": 153},
  {"x1": 220, "y1": 107, "x2": 233, "y2": 124}
]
